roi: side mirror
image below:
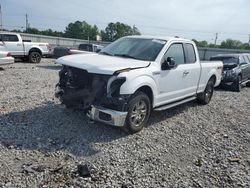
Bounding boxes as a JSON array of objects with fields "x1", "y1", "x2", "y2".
[{"x1": 161, "y1": 57, "x2": 176, "y2": 70}]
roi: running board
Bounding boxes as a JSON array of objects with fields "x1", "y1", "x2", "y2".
[
  {"x1": 241, "y1": 80, "x2": 250, "y2": 85},
  {"x1": 154, "y1": 96, "x2": 197, "y2": 111}
]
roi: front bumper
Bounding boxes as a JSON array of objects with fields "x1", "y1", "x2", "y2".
[
  {"x1": 89, "y1": 106, "x2": 128, "y2": 127},
  {"x1": 221, "y1": 72, "x2": 237, "y2": 83}
]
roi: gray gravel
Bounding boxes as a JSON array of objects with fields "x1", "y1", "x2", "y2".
[{"x1": 0, "y1": 59, "x2": 250, "y2": 188}]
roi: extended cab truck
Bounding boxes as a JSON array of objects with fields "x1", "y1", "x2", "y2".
[
  {"x1": 55, "y1": 36, "x2": 223, "y2": 134},
  {"x1": 0, "y1": 33, "x2": 52, "y2": 63},
  {"x1": 210, "y1": 54, "x2": 250, "y2": 92}
]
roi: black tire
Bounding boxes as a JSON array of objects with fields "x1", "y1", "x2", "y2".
[
  {"x1": 232, "y1": 75, "x2": 242, "y2": 92},
  {"x1": 123, "y1": 92, "x2": 151, "y2": 134},
  {"x1": 246, "y1": 81, "x2": 250, "y2": 87},
  {"x1": 29, "y1": 51, "x2": 41, "y2": 63},
  {"x1": 197, "y1": 79, "x2": 215, "y2": 105}
]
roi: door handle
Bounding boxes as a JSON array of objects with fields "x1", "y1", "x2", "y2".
[
  {"x1": 152, "y1": 71, "x2": 160, "y2": 75},
  {"x1": 17, "y1": 44, "x2": 22, "y2": 46},
  {"x1": 183, "y1": 70, "x2": 190, "y2": 75}
]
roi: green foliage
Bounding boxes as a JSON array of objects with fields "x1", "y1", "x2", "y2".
[
  {"x1": 192, "y1": 39, "x2": 209, "y2": 47},
  {"x1": 101, "y1": 22, "x2": 141, "y2": 42},
  {"x1": 193, "y1": 39, "x2": 250, "y2": 50},
  {"x1": 220, "y1": 39, "x2": 243, "y2": 49},
  {"x1": 64, "y1": 21, "x2": 99, "y2": 40},
  {"x1": 24, "y1": 27, "x2": 64, "y2": 37}
]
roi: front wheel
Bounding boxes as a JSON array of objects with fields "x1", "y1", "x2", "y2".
[
  {"x1": 29, "y1": 52, "x2": 41, "y2": 63},
  {"x1": 123, "y1": 92, "x2": 151, "y2": 134},
  {"x1": 246, "y1": 81, "x2": 250, "y2": 87},
  {"x1": 197, "y1": 79, "x2": 215, "y2": 105},
  {"x1": 232, "y1": 75, "x2": 242, "y2": 92}
]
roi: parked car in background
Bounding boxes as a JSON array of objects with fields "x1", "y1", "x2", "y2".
[
  {"x1": 53, "y1": 43, "x2": 103, "y2": 59},
  {"x1": 0, "y1": 51, "x2": 14, "y2": 66},
  {"x1": 210, "y1": 54, "x2": 250, "y2": 91},
  {"x1": 78, "y1": 43, "x2": 103, "y2": 52},
  {"x1": 0, "y1": 33, "x2": 52, "y2": 63},
  {"x1": 55, "y1": 36, "x2": 223, "y2": 134}
]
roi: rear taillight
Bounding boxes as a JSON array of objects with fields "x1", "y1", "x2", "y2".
[
  {"x1": 6, "y1": 52, "x2": 12, "y2": 57},
  {"x1": 217, "y1": 66, "x2": 223, "y2": 75},
  {"x1": 46, "y1": 44, "x2": 52, "y2": 51}
]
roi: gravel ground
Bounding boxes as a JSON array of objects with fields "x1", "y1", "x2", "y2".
[{"x1": 0, "y1": 59, "x2": 250, "y2": 188}]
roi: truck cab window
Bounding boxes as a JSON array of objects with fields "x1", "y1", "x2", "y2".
[
  {"x1": 164, "y1": 43, "x2": 185, "y2": 65},
  {"x1": 3, "y1": 34, "x2": 19, "y2": 42}
]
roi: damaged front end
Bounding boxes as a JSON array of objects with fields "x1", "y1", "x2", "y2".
[{"x1": 55, "y1": 65, "x2": 129, "y2": 126}]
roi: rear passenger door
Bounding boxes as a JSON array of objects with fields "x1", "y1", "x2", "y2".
[{"x1": 182, "y1": 43, "x2": 201, "y2": 95}]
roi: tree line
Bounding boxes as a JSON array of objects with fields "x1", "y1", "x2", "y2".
[
  {"x1": 7, "y1": 20, "x2": 250, "y2": 50},
  {"x1": 10, "y1": 21, "x2": 141, "y2": 42},
  {"x1": 193, "y1": 39, "x2": 250, "y2": 50}
]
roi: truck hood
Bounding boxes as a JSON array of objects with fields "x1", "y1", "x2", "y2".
[{"x1": 56, "y1": 53, "x2": 150, "y2": 75}]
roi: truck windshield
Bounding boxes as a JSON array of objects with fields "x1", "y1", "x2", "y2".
[
  {"x1": 210, "y1": 56, "x2": 239, "y2": 65},
  {"x1": 100, "y1": 37, "x2": 166, "y2": 61}
]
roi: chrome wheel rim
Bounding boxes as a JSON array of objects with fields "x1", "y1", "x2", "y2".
[
  {"x1": 32, "y1": 53, "x2": 40, "y2": 63},
  {"x1": 130, "y1": 100, "x2": 147, "y2": 127}
]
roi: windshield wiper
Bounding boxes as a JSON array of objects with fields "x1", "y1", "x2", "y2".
[
  {"x1": 114, "y1": 54, "x2": 137, "y2": 60},
  {"x1": 99, "y1": 51, "x2": 113, "y2": 56}
]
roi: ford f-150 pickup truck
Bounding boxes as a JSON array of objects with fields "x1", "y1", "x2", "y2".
[
  {"x1": 55, "y1": 36, "x2": 223, "y2": 134},
  {"x1": 0, "y1": 33, "x2": 52, "y2": 63}
]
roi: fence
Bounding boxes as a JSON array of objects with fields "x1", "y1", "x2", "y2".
[{"x1": 1, "y1": 32, "x2": 250, "y2": 59}]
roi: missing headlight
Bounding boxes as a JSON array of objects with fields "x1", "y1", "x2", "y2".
[{"x1": 109, "y1": 77, "x2": 126, "y2": 97}]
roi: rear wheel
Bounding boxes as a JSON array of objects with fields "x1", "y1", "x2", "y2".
[
  {"x1": 232, "y1": 75, "x2": 242, "y2": 92},
  {"x1": 29, "y1": 51, "x2": 41, "y2": 63},
  {"x1": 197, "y1": 79, "x2": 215, "y2": 105},
  {"x1": 123, "y1": 92, "x2": 151, "y2": 134}
]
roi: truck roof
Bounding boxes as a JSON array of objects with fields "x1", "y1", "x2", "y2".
[
  {"x1": 126, "y1": 35, "x2": 193, "y2": 42},
  {"x1": 0, "y1": 32, "x2": 19, "y2": 35}
]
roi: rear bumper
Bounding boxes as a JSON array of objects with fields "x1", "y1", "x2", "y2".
[{"x1": 89, "y1": 106, "x2": 127, "y2": 127}]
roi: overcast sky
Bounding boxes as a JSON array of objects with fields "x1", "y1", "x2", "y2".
[{"x1": 2, "y1": 0, "x2": 250, "y2": 43}]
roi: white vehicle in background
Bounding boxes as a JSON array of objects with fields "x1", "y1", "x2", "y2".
[
  {"x1": 0, "y1": 33, "x2": 52, "y2": 63},
  {"x1": 55, "y1": 36, "x2": 223, "y2": 134},
  {"x1": 0, "y1": 51, "x2": 14, "y2": 66}
]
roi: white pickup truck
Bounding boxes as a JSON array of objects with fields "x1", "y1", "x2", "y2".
[
  {"x1": 0, "y1": 33, "x2": 52, "y2": 63},
  {"x1": 55, "y1": 36, "x2": 223, "y2": 133}
]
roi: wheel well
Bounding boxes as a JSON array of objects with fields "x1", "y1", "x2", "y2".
[
  {"x1": 210, "y1": 75, "x2": 216, "y2": 84},
  {"x1": 136, "y1": 86, "x2": 153, "y2": 105},
  {"x1": 29, "y1": 48, "x2": 42, "y2": 55}
]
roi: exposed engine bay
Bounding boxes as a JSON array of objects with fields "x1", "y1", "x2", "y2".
[{"x1": 55, "y1": 65, "x2": 129, "y2": 112}]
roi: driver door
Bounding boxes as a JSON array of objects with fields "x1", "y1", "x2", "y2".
[{"x1": 157, "y1": 43, "x2": 189, "y2": 105}]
